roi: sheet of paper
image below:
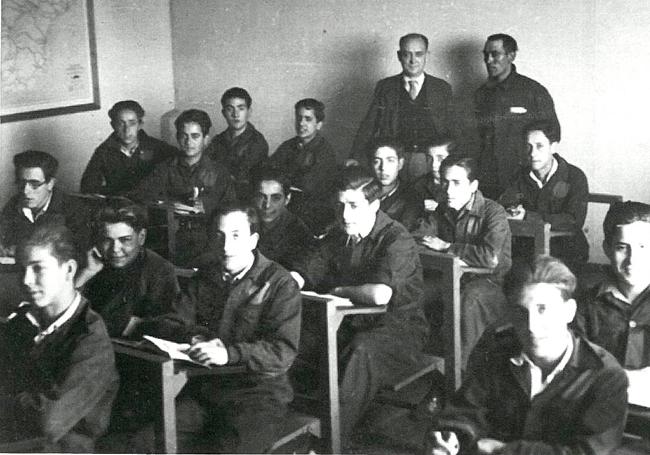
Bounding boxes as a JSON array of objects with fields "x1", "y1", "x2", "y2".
[
  {"x1": 300, "y1": 291, "x2": 353, "y2": 307},
  {"x1": 143, "y1": 335, "x2": 207, "y2": 366}
]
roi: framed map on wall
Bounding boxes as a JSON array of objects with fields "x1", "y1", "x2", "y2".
[{"x1": 1, "y1": 0, "x2": 99, "y2": 123}]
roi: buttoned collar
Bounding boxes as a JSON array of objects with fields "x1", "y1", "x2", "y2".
[
  {"x1": 489, "y1": 63, "x2": 518, "y2": 90},
  {"x1": 12, "y1": 292, "x2": 82, "y2": 344},
  {"x1": 529, "y1": 156, "x2": 558, "y2": 188},
  {"x1": 21, "y1": 190, "x2": 53, "y2": 223},
  {"x1": 403, "y1": 72, "x2": 425, "y2": 87},
  {"x1": 597, "y1": 279, "x2": 632, "y2": 305},
  {"x1": 380, "y1": 181, "x2": 400, "y2": 201}
]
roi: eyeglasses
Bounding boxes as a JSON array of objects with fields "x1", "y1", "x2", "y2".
[{"x1": 15, "y1": 179, "x2": 48, "y2": 190}]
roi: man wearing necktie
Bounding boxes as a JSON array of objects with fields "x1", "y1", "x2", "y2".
[{"x1": 350, "y1": 33, "x2": 453, "y2": 180}]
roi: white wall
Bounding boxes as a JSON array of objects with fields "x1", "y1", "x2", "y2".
[
  {"x1": 0, "y1": 0, "x2": 176, "y2": 209},
  {"x1": 170, "y1": 0, "x2": 650, "y2": 262}
]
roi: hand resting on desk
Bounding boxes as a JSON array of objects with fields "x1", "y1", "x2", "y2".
[{"x1": 187, "y1": 338, "x2": 229, "y2": 366}]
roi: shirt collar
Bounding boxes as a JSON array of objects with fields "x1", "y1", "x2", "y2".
[
  {"x1": 21, "y1": 190, "x2": 54, "y2": 223},
  {"x1": 510, "y1": 331, "x2": 574, "y2": 399},
  {"x1": 403, "y1": 72, "x2": 425, "y2": 86},
  {"x1": 221, "y1": 255, "x2": 255, "y2": 284},
  {"x1": 529, "y1": 157, "x2": 558, "y2": 188},
  {"x1": 17, "y1": 292, "x2": 83, "y2": 344},
  {"x1": 597, "y1": 279, "x2": 632, "y2": 305},
  {"x1": 381, "y1": 181, "x2": 400, "y2": 201}
]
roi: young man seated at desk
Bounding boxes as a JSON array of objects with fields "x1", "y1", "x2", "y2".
[
  {"x1": 576, "y1": 201, "x2": 650, "y2": 409},
  {"x1": 371, "y1": 141, "x2": 421, "y2": 231},
  {"x1": 172, "y1": 205, "x2": 301, "y2": 453},
  {"x1": 500, "y1": 120, "x2": 589, "y2": 267},
  {"x1": 426, "y1": 256, "x2": 628, "y2": 455},
  {"x1": 300, "y1": 166, "x2": 429, "y2": 444},
  {"x1": 206, "y1": 87, "x2": 269, "y2": 201},
  {"x1": 0, "y1": 224, "x2": 119, "y2": 452},
  {"x1": 0, "y1": 150, "x2": 90, "y2": 257},
  {"x1": 130, "y1": 109, "x2": 236, "y2": 265},
  {"x1": 251, "y1": 165, "x2": 315, "y2": 286},
  {"x1": 411, "y1": 136, "x2": 455, "y2": 214},
  {"x1": 413, "y1": 156, "x2": 511, "y2": 367}
]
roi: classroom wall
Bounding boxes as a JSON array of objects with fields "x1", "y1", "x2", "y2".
[
  {"x1": 170, "y1": 0, "x2": 650, "y2": 262},
  {"x1": 0, "y1": 0, "x2": 176, "y2": 209}
]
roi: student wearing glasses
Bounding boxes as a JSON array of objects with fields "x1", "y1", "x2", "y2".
[{"x1": 0, "y1": 150, "x2": 90, "y2": 256}]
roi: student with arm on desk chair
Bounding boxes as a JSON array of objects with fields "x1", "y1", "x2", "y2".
[
  {"x1": 425, "y1": 256, "x2": 628, "y2": 455},
  {"x1": 299, "y1": 166, "x2": 429, "y2": 445},
  {"x1": 0, "y1": 224, "x2": 118, "y2": 452},
  {"x1": 170, "y1": 204, "x2": 302, "y2": 453}
]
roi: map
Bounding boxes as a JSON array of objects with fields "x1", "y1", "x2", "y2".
[{"x1": 1, "y1": 0, "x2": 98, "y2": 120}]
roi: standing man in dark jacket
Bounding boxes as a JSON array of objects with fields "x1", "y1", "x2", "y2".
[
  {"x1": 501, "y1": 121, "x2": 589, "y2": 266},
  {"x1": 426, "y1": 256, "x2": 628, "y2": 455},
  {"x1": 174, "y1": 205, "x2": 301, "y2": 453},
  {"x1": 350, "y1": 33, "x2": 452, "y2": 180},
  {"x1": 0, "y1": 224, "x2": 119, "y2": 452},
  {"x1": 475, "y1": 34, "x2": 560, "y2": 199},
  {"x1": 81, "y1": 100, "x2": 176, "y2": 196}
]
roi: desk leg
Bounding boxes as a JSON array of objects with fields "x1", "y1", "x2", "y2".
[
  {"x1": 319, "y1": 303, "x2": 344, "y2": 454},
  {"x1": 156, "y1": 361, "x2": 189, "y2": 454}
]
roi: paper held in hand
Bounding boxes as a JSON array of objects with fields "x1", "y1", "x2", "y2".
[{"x1": 143, "y1": 335, "x2": 209, "y2": 367}]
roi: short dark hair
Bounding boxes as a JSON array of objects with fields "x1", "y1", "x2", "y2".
[
  {"x1": 399, "y1": 33, "x2": 429, "y2": 50},
  {"x1": 523, "y1": 120, "x2": 560, "y2": 144},
  {"x1": 439, "y1": 156, "x2": 478, "y2": 182},
  {"x1": 250, "y1": 165, "x2": 292, "y2": 198},
  {"x1": 424, "y1": 136, "x2": 457, "y2": 154},
  {"x1": 94, "y1": 199, "x2": 148, "y2": 234},
  {"x1": 17, "y1": 223, "x2": 79, "y2": 266},
  {"x1": 335, "y1": 166, "x2": 382, "y2": 203},
  {"x1": 108, "y1": 100, "x2": 145, "y2": 122},
  {"x1": 175, "y1": 109, "x2": 212, "y2": 135},
  {"x1": 372, "y1": 140, "x2": 405, "y2": 159},
  {"x1": 221, "y1": 87, "x2": 252, "y2": 108},
  {"x1": 295, "y1": 98, "x2": 325, "y2": 122},
  {"x1": 13, "y1": 150, "x2": 59, "y2": 181},
  {"x1": 603, "y1": 201, "x2": 650, "y2": 245},
  {"x1": 210, "y1": 204, "x2": 260, "y2": 236},
  {"x1": 487, "y1": 33, "x2": 518, "y2": 54},
  {"x1": 506, "y1": 255, "x2": 577, "y2": 304}
]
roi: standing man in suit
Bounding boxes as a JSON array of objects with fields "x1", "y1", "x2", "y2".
[
  {"x1": 350, "y1": 33, "x2": 453, "y2": 180},
  {"x1": 475, "y1": 33, "x2": 560, "y2": 199}
]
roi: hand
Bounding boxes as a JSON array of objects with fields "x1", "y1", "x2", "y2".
[
  {"x1": 344, "y1": 159, "x2": 360, "y2": 167},
  {"x1": 420, "y1": 236, "x2": 451, "y2": 252},
  {"x1": 506, "y1": 204, "x2": 525, "y2": 220},
  {"x1": 477, "y1": 438, "x2": 506, "y2": 454},
  {"x1": 426, "y1": 431, "x2": 460, "y2": 455},
  {"x1": 424, "y1": 199, "x2": 439, "y2": 212},
  {"x1": 187, "y1": 338, "x2": 228, "y2": 366},
  {"x1": 86, "y1": 246, "x2": 104, "y2": 273}
]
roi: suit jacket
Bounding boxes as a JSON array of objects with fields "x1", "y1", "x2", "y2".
[{"x1": 351, "y1": 73, "x2": 452, "y2": 162}]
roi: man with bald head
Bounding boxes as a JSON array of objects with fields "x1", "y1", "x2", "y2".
[{"x1": 350, "y1": 33, "x2": 452, "y2": 180}]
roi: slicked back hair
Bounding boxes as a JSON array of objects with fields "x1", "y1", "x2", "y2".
[
  {"x1": 335, "y1": 166, "x2": 382, "y2": 203},
  {"x1": 94, "y1": 199, "x2": 148, "y2": 234},
  {"x1": 603, "y1": 201, "x2": 650, "y2": 245},
  {"x1": 399, "y1": 33, "x2": 429, "y2": 50},
  {"x1": 108, "y1": 100, "x2": 145, "y2": 122},
  {"x1": 487, "y1": 33, "x2": 518, "y2": 54},
  {"x1": 506, "y1": 255, "x2": 577, "y2": 304},
  {"x1": 17, "y1": 223, "x2": 79, "y2": 266},
  {"x1": 14, "y1": 150, "x2": 59, "y2": 181},
  {"x1": 210, "y1": 204, "x2": 260, "y2": 236},
  {"x1": 439, "y1": 156, "x2": 478, "y2": 182},
  {"x1": 250, "y1": 165, "x2": 292, "y2": 198},
  {"x1": 523, "y1": 120, "x2": 560, "y2": 144}
]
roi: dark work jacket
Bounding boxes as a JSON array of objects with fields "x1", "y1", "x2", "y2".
[
  {"x1": 413, "y1": 190, "x2": 512, "y2": 282},
  {"x1": 80, "y1": 130, "x2": 176, "y2": 196},
  {"x1": 0, "y1": 187, "x2": 91, "y2": 252},
  {"x1": 82, "y1": 249, "x2": 192, "y2": 339},
  {"x1": 412, "y1": 172, "x2": 445, "y2": 205},
  {"x1": 0, "y1": 297, "x2": 119, "y2": 452},
  {"x1": 351, "y1": 73, "x2": 453, "y2": 163},
  {"x1": 302, "y1": 210, "x2": 429, "y2": 343},
  {"x1": 500, "y1": 155, "x2": 589, "y2": 263},
  {"x1": 257, "y1": 210, "x2": 316, "y2": 275},
  {"x1": 475, "y1": 65, "x2": 560, "y2": 192},
  {"x1": 185, "y1": 253, "x2": 301, "y2": 382},
  {"x1": 130, "y1": 153, "x2": 237, "y2": 216},
  {"x1": 575, "y1": 275, "x2": 650, "y2": 370},
  {"x1": 206, "y1": 122, "x2": 269, "y2": 201},
  {"x1": 379, "y1": 181, "x2": 421, "y2": 231},
  {"x1": 434, "y1": 327, "x2": 628, "y2": 455}
]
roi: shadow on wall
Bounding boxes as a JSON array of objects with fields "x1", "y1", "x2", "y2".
[
  {"x1": 443, "y1": 37, "x2": 486, "y2": 159},
  {"x1": 318, "y1": 36, "x2": 384, "y2": 162}
]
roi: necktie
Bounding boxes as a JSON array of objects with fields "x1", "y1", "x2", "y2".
[{"x1": 408, "y1": 80, "x2": 418, "y2": 100}]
